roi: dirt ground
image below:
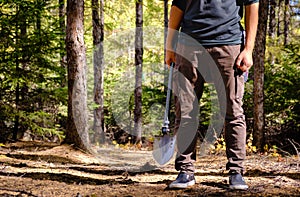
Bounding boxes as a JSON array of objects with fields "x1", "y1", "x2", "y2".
[{"x1": 0, "y1": 141, "x2": 299, "y2": 197}]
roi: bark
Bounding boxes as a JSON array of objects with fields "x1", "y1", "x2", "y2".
[
  {"x1": 59, "y1": 0, "x2": 66, "y2": 55},
  {"x1": 13, "y1": 4, "x2": 27, "y2": 140},
  {"x1": 59, "y1": 0, "x2": 66, "y2": 33},
  {"x1": 134, "y1": 0, "x2": 143, "y2": 144},
  {"x1": 268, "y1": 0, "x2": 277, "y2": 38},
  {"x1": 284, "y1": 0, "x2": 290, "y2": 45},
  {"x1": 277, "y1": 0, "x2": 284, "y2": 37},
  {"x1": 268, "y1": 0, "x2": 277, "y2": 64},
  {"x1": 13, "y1": 21, "x2": 20, "y2": 141},
  {"x1": 59, "y1": 0, "x2": 67, "y2": 86},
  {"x1": 163, "y1": 0, "x2": 168, "y2": 93},
  {"x1": 92, "y1": 0, "x2": 105, "y2": 144},
  {"x1": 65, "y1": 0, "x2": 89, "y2": 151},
  {"x1": 253, "y1": 0, "x2": 269, "y2": 152}
]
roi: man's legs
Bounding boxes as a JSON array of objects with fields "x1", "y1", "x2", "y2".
[
  {"x1": 207, "y1": 45, "x2": 248, "y2": 189},
  {"x1": 170, "y1": 43, "x2": 247, "y2": 189},
  {"x1": 169, "y1": 43, "x2": 204, "y2": 188}
]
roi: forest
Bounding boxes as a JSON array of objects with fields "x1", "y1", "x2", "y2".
[{"x1": 0, "y1": 0, "x2": 299, "y2": 196}]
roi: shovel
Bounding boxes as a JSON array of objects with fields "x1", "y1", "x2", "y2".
[{"x1": 152, "y1": 62, "x2": 176, "y2": 165}]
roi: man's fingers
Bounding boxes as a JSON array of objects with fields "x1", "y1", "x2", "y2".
[
  {"x1": 236, "y1": 58, "x2": 242, "y2": 67},
  {"x1": 238, "y1": 62, "x2": 253, "y2": 72},
  {"x1": 165, "y1": 52, "x2": 176, "y2": 68}
]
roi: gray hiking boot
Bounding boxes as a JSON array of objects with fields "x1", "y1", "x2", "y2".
[
  {"x1": 169, "y1": 172, "x2": 195, "y2": 189},
  {"x1": 229, "y1": 173, "x2": 248, "y2": 190}
]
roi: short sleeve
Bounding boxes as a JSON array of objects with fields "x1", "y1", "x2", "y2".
[
  {"x1": 171, "y1": 0, "x2": 186, "y2": 12},
  {"x1": 244, "y1": 0, "x2": 259, "y2": 5}
]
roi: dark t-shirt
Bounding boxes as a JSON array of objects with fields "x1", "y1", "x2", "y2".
[{"x1": 172, "y1": 0, "x2": 259, "y2": 46}]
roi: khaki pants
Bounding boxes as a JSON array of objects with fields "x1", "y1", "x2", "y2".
[{"x1": 174, "y1": 42, "x2": 246, "y2": 174}]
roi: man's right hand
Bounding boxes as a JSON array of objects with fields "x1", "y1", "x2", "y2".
[{"x1": 165, "y1": 50, "x2": 176, "y2": 68}]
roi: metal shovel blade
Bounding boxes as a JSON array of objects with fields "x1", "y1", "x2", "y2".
[
  {"x1": 152, "y1": 62, "x2": 176, "y2": 165},
  {"x1": 152, "y1": 134, "x2": 176, "y2": 165}
]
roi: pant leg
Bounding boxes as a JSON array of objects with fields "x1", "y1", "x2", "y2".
[
  {"x1": 173, "y1": 43, "x2": 205, "y2": 173},
  {"x1": 207, "y1": 45, "x2": 247, "y2": 174}
]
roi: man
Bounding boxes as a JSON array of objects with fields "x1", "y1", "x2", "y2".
[{"x1": 165, "y1": 0, "x2": 259, "y2": 190}]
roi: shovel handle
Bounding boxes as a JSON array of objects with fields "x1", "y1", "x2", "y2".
[{"x1": 162, "y1": 62, "x2": 175, "y2": 134}]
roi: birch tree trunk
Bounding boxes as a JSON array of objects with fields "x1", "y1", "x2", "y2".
[{"x1": 134, "y1": 0, "x2": 143, "y2": 144}]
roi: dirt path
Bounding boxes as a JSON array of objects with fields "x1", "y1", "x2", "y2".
[{"x1": 0, "y1": 141, "x2": 299, "y2": 197}]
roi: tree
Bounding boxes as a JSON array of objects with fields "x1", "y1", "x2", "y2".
[
  {"x1": 277, "y1": 0, "x2": 284, "y2": 37},
  {"x1": 59, "y1": 0, "x2": 66, "y2": 66},
  {"x1": 92, "y1": 0, "x2": 105, "y2": 144},
  {"x1": 65, "y1": 0, "x2": 89, "y2": 150},
  {"x1": 0, "y1": 1, "x2": 66, "y2": 142},
  {"x1": 268, "y1": 0, "x2": 276, "y2": 64},
  {"x1": 134, "y1": 0, "x2": 143, "y2": 144},
  {"x1": 12, "y1": 3, "x2": 25, "y2": 140},
  {"x1": 163, "y1": 0, "x2": 169, "y2": 93},
  {"x1": 284, "y1": 0, "x2": 291, "y2": 45},
  {"x1": 253, "y1": 0, "x2": 269, "y2": 152},
  {"x1": 269, "y1": 0, "x2": 277, "y2": 38}
]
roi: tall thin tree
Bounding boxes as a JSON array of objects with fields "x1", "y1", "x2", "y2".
[
  {"x1": 134, "y1": 0, "x2": 143, "y2": 145},
  {"x1": 65, "y1": 0, "x2": 89, "y2": 150},
  {"x1": 13, "y1": 3, "x2": 28, "y2": 140},
  {"x1": 284, "y1": 0, "x2": 290, "y2": 45},
  {"x1": 59, "y1": 0, "x2": 66, "y2": 69},
  {"x1": 92, "y1": 0, "x2": 105, "y2": 144},
  {"x1": 269, "y1": 0, "x2": 277, "y2": 38},
  {"x1": 277, "y1": 0, "x2": 284, "y2": 37},
  {"x1": 253, "y1": 0, "x2": 269, "y2": 152},
  {"x1": 163, "y1": 0, "x2": 168, "y2": 93},
  {"x1": 268, "y1": 0, "x2": 277, "y2": 64}
]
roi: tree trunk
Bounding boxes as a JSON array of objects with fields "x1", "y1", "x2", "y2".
[
  {"x1": 134, "y1": 0, "x2": 143, "y2": 144},
  {"x1": 13, "y1": 21, "x2": 20, "y2": 141},
  {"x1": 277, "y1": 0, "x2": 283, "y2": 37},
  {"x1": 253, "y1": 0, "x2": 269, "y2": 152},
  {"x1": 163, "y1": 0, "x2": 168, "y2": 93},
  {"x1": 59, "y1": 0, "x2": 67, "y2": 88},
  {"x1": 59, "y1": 0, "x2": 66, "y2": 34},
  {"x1": 268, "y1": 0, "x2": 277, "y2": 64},
  {"x1": 13, "y1": 4, "x2": 28, "y2": 140},
  {"x1": 269, "y1": 0, "x2": 277, "y2": 38},
  {"x1": 59, "y1": 0, "x2": 66, "y2": 62},
  {"x1": 284, "y1": 0, "x2": 290, "y2": 45},
  {"x1": 92, "y1": 0, "x2": 105, "y2": 144},
  {"x1": 65, "y1": 0, "x2": 89, "y2": 151}
]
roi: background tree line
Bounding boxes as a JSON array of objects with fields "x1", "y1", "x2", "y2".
[{"x1": 0, "y1": 0, "x2": 299, "y2": 154}]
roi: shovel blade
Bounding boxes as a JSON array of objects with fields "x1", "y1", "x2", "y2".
[{"x1": 152, "y1": 134, "x2": 176, "y2": 165}]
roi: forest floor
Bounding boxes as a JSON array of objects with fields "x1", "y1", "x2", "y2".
[{"x1": 0, "y1": 141, "x2": 299, "y2": 197}]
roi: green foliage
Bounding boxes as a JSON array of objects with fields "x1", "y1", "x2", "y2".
[
  {"x1": 0, "y1": 0, "x2": 299, "y2": 148},
  {"x1": 18, "y1": 110, "x2": 65, "y2": 141},
  {"x1": 199, "y1": 84, "x2": 219, "y2": 128},
  {"x1": 264, "y1": 42, "x2": 300, "y2": 134},
  {"x1": 0, "y1": 0, "x2": 66, "y2": 142}
]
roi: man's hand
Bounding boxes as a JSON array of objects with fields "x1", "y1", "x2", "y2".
[
  {"x1": 165, "y1": 50, "x2": 176, "y2": 68},
  {"x1": 236, "y1": 2, "x2": 259, "y2": 72},
  {"x1": 235, "y1": 49, "x2": 253, "y2": 72}
]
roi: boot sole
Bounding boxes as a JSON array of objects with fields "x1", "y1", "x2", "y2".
[
  {"x1": 169, "y1": 180, "x2": 196, "y2": 189},
  {"x1": 229, "y1": 184, "x2": 249, "y2": 190}
]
